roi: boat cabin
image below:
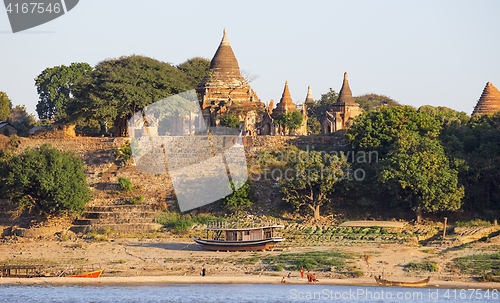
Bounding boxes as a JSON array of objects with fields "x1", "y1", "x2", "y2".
[
  {"x1": 204, "y1": 220, "x2": 283, "y2": 242},
  {"x1": 192, "y1": 219, "x2": 285, "y2": 251}
]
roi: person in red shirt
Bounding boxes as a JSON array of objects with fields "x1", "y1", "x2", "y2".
[{"x1": 300, "y1": 267, "x2": 304, "y2": 278}]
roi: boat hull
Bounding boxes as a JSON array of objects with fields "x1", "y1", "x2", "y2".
[
  {"x1": 67, "y1": 269, "x2": 103, "y2": 278},
  {"x1": 374, "y1": 276, "x2": 430, "y2": 287},
  {"x1": 192, "y1": 237, "x2": 283, "y2": 251}
]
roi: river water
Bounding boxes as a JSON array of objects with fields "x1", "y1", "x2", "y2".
[{"x1": 1, "y1": 283, "x2": 498, "y2": 302}]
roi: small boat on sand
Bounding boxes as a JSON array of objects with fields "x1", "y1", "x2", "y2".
[
  {"x1": 192, "y1": 220, "x2": 285, "y2": 251},
  {"x1": 67, "y1": 269, "x2": 103, "y2": 278},
  {"x1": 375, "y1": 276, "x2": 430, "y2": 287}
]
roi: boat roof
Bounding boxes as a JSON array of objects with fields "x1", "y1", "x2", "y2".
[{"x1": 206, "y1": 225, "x2": 284, "y2": 231}]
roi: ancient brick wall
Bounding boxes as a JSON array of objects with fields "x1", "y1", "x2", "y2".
[{"x1": 244, "y1": 135, "x2": 346, "y2": 150}]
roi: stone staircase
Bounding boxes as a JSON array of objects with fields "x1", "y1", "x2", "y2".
[{"x1": 70, "y1": 204, "x2": 163, "y2": 234}]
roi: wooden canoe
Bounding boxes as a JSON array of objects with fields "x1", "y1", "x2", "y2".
[
  {"x1": 374, "y1": 276, "x2": 430, "y2": 287},
  {"x1": 67, "y1": 269, "x2": 103, "y2": 278}
]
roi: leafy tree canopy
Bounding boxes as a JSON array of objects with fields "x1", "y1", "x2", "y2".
[
  {"x1": 306, "y1": 88, "x2": 338, "y2": 119},
  {"x1": 418, "y1": 105, "x2": 469, "y2": 128},
  {"x1": 354, "y1": 93, "x2": 402, "y2": 112},
  {"x1": 0, "y1": 91, "x2": 12, "y2": 122},
  {"x1": 276, "y1": 111, "x2": 303, "y2": 134},
  {"x1": 71, "y1": 55, "x2": 192, "y2": 136},
  {"x1": 377, "y1": 131, "x2": 464, "y2": 221},
  {"x1": 279, "y1": 150, "x2": 346, "y2": 219},
  {"x1": 345, "y1": 105, "x2": 442, "y2": 156},
  {"x1": 35, "y1": 62, "x2": 93, "y2": 121},
  {"x1": 0, "y1": 144, "x2": 92, "y2": 214},
  {"x1": 176, "y1": 57, "x2": 211, "y2": 87},
  {"x1": 8, "y1": 105, "x2": 36, "y2": 137}
]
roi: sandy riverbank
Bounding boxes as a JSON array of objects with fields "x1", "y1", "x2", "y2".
[
  {"x1": 1, "y1": 275, "x2": 500, "y2": 290},
  {"x1": 2, "y1": 235, "x2": 500, "y2": 289}
]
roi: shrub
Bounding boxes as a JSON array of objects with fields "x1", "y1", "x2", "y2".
[
  {"x1": 405, "y1": 261, "x2": 438, "y2": 272},
  {"x1": 155, "y1": 211, "x2": 222, "y2": 231},
  {"x1": 113, "y1": 142, "x2": 132, "y2": 161},
  {"x1": 93, "y1": 235, "x2": 108, "y2": 242},
  {"x1": 275, "y1": 264, "x2": 284, "y2": 271},
  {"x1": 223, "y1": 180, "x2": 254, "y2": 213},
  {"x1": 219, "y1": 114, "x2": 240, "y2": 129},
  {"x1": 118, "y1": 177, "x2": 133, "y2": 191},
  {"x1": 351, "y1": 270, "x2": 364, "y2": 277},
  {"x1": 126, "y1": 195, "x2": 144, "y2": 205},
  {"x1": 455, "y1": 219, "x2": 492, "y2": 227},
  {"x1": 0, "y1": 144, "x2": 92, "y2": 214}
]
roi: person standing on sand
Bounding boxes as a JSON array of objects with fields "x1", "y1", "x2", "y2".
[
  {"x1": 202, "y1": 265, "x2": 206, "y2": 277},
  {"x1": 300, "y1": 267, "x2": 304, "y2": 278}
]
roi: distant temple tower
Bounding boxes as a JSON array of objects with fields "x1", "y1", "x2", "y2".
[
  {"x1": 472, "y1": 82, "x2": 500, "y2": 115},
  {"x1": 272, "y1": 81, "x2": 296, "y2": 118},
  {"x1": 321, "y1": 72, "x2": 362, "y2": 133},
  {"x1": 304, "y1": 85, "x2": 314, "y2": 107},
  {"x1": 264, "y1": 81, "x2": 307, "y2": 135},
  {"x1": 196, "y1": 29, "x2": 264, "y2": 134}
]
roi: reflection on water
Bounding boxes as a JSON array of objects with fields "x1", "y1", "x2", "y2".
[{"x1": 0, "y1": 283, "x2": 496, "y2": 303}]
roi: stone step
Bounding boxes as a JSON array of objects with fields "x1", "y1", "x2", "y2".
[
  {"x1": 85, "y1": 205, "x2": 157, "y2": 212},
  {"x1": 73, "y1": 217, "x2": 156, "y2": 225},
  {"x1": 69, "y1": 223, "x2": 163, "y2": 234},
  {"x1": 81, "y1": 211, "x2": 157, "y2": 220}
]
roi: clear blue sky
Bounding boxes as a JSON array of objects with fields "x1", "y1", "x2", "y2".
[{"x1": 1, "y1": 0, "x2": 499, "y2": 117}]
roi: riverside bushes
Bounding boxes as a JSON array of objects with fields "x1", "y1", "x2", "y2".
[
  {"x1": 156, "y1": 211, "x2": 222, "y2": 231},
  {"x1": 0, "y1": 144, "x2": 92, "y2": 214}
]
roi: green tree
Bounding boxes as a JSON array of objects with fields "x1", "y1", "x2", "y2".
[
  {"x1": 223, "y1": 180, "x2": 254, "y2": 213},
  {"x1": 275, "y1": 111, "x2": 303, "y2": 135},
  {"x1": 354, "y1": 93, "x2": 402, "y2": 112},
  {"x1": 346, "y1": 106, "x2": 442, "y2": 156},
  {"x1": 72, "y1": 55, "x2": 192, "y2": 136},
  {"x1": 8, "y1": 105, "x2": 36, "y2": 137},
  {"x1": 176, "y1": 57, "x2": 211, "y2": 87},
  {"x1": 0, "y1": 144, "x2": 92, "y2": 214},
  {"x1": 286, "y1": 110, "x2": 304, "y2": 134},
  {"x1": 35, "y1": 62, "x2": 93, "y2": 120},
  {"x1": 305, "y1": 88, "x2": 338, "y2": 134},
  {"x1": 219, "y1": 113, "x2": 240, "y2": 129},
  {"x1": 279, "y1": 151, "x2": 345, "y2": 219},
  {"x1": 378, "y1": 132, "x2": 464, "y2": 221},
  {"x1": 0, "y1": 91, "x2": 12, "y2": 121},
  {"x1": 307, "y1": 116, "x2": 321, "y2": 135},
  {"x1": 444, "y1": 112, "x2": 500, "y2": 212},
  {"x1": 417, "y1": 105, "x2": 469, "y2": 128}
]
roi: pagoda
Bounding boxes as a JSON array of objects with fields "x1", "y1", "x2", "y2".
[
  {"x1": 266, "y1": 81, "x2": 307, "y2": 135},
  {"x1": 321, "y1": 72, "x2": 363, "y2": 133},
  {"x1": 272, "y1": 81, "x2": 296, "y2": 118},
  {"x1": 472, "y1": 82, "x2": 500, "y2": 115},
  {"x1": 197, "y1": 29, "x2": 264, "y2": 134}
]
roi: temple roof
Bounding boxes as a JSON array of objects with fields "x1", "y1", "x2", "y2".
[
  {"x1": 305, "y1": 85, "x2": 314, "y2": 103},
  {"x1": 337, "y1": 72, "x2": 356, "y2": 105},
  {"x1": 272, "y1": 81, "x2": 296, "y2": 117},
  {"x1": 209, "y1": 28, "x2": 242, "y2": 78},
  {"x1": 280, "y1": 81, "x2": 294, "y2": 105},
  {"x1": 472, "y1": 82, "x2": 500, "y2": 115}
]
